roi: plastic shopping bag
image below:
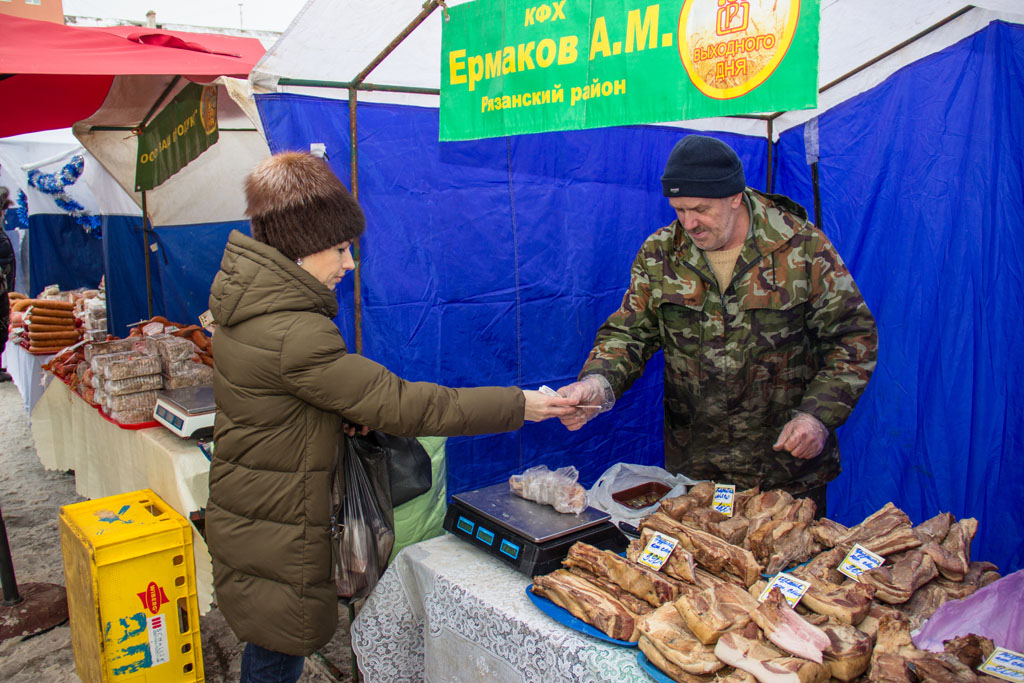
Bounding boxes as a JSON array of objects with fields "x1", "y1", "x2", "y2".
[
  {"x1": 912, "y1": 568, "x2": 1024, "y2": 653},
  {"x1": 334, "y1": 437, "x2": 395, "y2": 604},
  {"x1": 588, "y1": 462, "x2": 697, "y2": 527}
]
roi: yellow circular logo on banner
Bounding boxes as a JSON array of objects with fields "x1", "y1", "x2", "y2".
[
  {"x1": 678, "y1": 0, "x2": 801, "y2": 100},
  {"x1": 200, "y1": 86, "x2": 218, "y2": 135}
]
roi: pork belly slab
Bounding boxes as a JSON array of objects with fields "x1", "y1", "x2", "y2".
[
  {"x1": 674, "y1": 581, "x2": 759, "y2": 645},
  {"x1": 748, "y1": 588, "x2": 831, "y2": 664},
  {"x1": 836, "y1": 502, "x2": 922, "y2": 556},
  {"x1": 641, "y1": 512, "x2": 762, "y2": 587},
  {"x1": 638, "y1": 603, "x2": 724, "y2": 676},
  {"x1": 821, "y1": 621, "x2": 874, "y2": 681},
  {"x1": 627, "y1": 527, "x2": 698, "y2": 583},
  {"x1": 858, "y1": 549, "x2": 939, "y2": 603},
  {"x1": 531, "y1": 569, "x2": 639, "y2": 641},
  {"x1": 563, "y1": 541, "x2": 679, "y2": 606},
  {"x1": 919, "y1": 517, "x2": 978, "y2": 581},
  {"x1": 715, "y1": 624, "x2": 830, "y2": 683},
  {"x1": 747, "y1": 519, "x2": 821, "y2": 575}
]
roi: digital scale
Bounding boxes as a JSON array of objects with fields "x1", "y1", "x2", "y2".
[
  {"x1": 153, "y1": 384, "x2": 216, "y2": 439},
  {"x1": 443, "y1": 481, "x2": 628, "y2": 576}
]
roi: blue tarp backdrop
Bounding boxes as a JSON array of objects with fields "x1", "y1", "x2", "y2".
[{"x1": 253, "y1": 19, "x2": 1024, "y2": 574}]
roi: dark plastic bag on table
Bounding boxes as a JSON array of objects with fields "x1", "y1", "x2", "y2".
[{"x1": 333, "y1": 437, "x2": 395, "y2": 603}]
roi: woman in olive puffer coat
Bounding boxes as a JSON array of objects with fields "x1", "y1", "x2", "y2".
[{"x1": 207, "y1": 152, "x2": 574, "y2": 683}]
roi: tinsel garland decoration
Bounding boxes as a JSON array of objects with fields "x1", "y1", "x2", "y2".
[
  {"x1": 27, "y1": 154, "x2": 102, "y2": 238},
  {"x1": 15, "y1": 190, "x2": 30, "y2": 227}
]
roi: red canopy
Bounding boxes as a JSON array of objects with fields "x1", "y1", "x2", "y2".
[{"x1": 0, "y1": 14, "x2": 266, "y2": 137}]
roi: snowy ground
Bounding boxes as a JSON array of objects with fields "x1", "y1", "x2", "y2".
[{"x1": 0, "y1": 380, "x2": 357, "y2": 682}]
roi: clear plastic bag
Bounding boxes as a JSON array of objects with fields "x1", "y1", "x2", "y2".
[
  {"x1": 334, "y1": 438, "x2": 395, "y2": 603},
  {"x1": 588, "y1": 462, "x2": 697, "y2": 526},
  {"x1": 509, "y1": 465, "x2": 587, "y2": 514},
  {"x1": 151, "y1": 334, "x2": 198, "y2": 364},
  {"x1": 108, "y1": 407, "x2": 155, "y2": 425},
  {"x1": 91, "y1": 350, "x2": 161, "y2": 380},
  {"x1": 85, "y1": 337, "x2": 155, "y2": 363}
]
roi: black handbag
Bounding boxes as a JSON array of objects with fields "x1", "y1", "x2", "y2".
[{"x1": 350, "y1": 431, "x2": 433, "y2": 508}]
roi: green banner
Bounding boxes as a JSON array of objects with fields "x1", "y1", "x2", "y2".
[
  {"x1": 134, "y1": 83, "x2": 219, "y2": 192},
  {"x1": 440, "y1": 0, "x2": 819, "y2": 141}
]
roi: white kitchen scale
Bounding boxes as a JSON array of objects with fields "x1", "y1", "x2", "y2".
[{"x1": 153, "y1": 384, "x2": 216, "y2": 438}]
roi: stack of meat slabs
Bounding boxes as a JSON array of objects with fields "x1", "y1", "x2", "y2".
[
  {"x1": 529, "y1": 480, "x2": 1004, "y2": 683},
  {"x1": 9, "y1": 298, "x2": 81, "y2": 354}
]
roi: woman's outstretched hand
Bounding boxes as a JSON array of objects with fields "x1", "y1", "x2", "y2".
[{"x1": 522, "y1": 390, "x2": 578, "y2": 422}]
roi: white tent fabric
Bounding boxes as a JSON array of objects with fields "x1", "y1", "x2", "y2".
[
  {"x1": 0, "y1": 130, "x2": 139, "y2": 295},
  {"x1": 73, "y1": 76, "x2": 271, "y2": 227},
  {"x1": 252, "y1": 0, "x2": 1024, "y2": 139}
]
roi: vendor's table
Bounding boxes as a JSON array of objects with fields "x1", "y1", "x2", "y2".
[
  {"x1": 351, "y1": 534, "x2": 648, "y2": 683},
  {"x1": 29, "y1": 378, "x2": 214, "y2": 613},
  {"x1": 2, "y1": 340, "x2": 55, "y2": 414}
]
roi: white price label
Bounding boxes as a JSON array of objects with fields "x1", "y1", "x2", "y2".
[
  {"x1": 980, "y1": 648, "x2": 1024, "y2": 682},
  {"x1": 147, "y1": 614, "x2": 170, "y2": 666},
  {"x1": 712, "y1": 484, "x2": 735, "y2": 517},
  {"x1": 758, "y1": 573, "x2": 812, "y2": 608},
  {"x1": 837, "y1": 543, "x2": 884, "y2": 581},
  {"x1": 636, "y1": 532, "x2": 679, "y2": 571}
]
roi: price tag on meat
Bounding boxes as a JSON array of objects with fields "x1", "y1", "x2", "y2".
[
  {"x1": 758, "y1": 573, "x2": 811, "y2": 608},
  {"x1": 637, "y1": 532, "x2": 679, "y2": 571},
  {"x1": 979, "y1": 648, "x2": 1024, "y2": 682},
  {"x1": 712, "y1": 484, "x2": 736, "y2": 517},
  {"x1": 837, "y1": 543, "x2": 884, "y2": 581}
]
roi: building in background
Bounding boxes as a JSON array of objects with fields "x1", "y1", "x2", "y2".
[{"x1": 0, "y1": 0, "x2": 64, "y2": 24}]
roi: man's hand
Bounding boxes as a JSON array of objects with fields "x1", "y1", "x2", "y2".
[
  {"x1": 555, "y1": 375, "x2": 615, "y2": 431},
  {"x1": 773, "y1": 412, "x2": 828, "y2": 459}
]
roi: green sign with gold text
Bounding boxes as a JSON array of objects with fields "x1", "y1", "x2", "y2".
[
  {"x1": 440, "y1": 0, "x2": 819, "y2": 141},
  {"x1": 135, "y1": 83, "x2": 219, "y2": 192}
]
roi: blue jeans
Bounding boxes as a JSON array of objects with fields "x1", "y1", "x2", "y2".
[{"x1": 240, "y1": 642, "x2": 304, "y2": 683}]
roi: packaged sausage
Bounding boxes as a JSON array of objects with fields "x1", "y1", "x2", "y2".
[
  {"x1": 104, "y1": 390, "x2": 159, "y2": 414},
  {"x1": 108, "y1": 407, "x2": 155, "y2": 425},
  {"x1": 161, "y1": 364, "x2": 214, "y2": 389},
  {"x1": 150, "y1": 334, "x2": 198, "y2": 364},
  {"x1": 90, "y1": 351, "x2": 162, "y2": 381},
  {"x1": 85, "y1": 337, "x2": 156, "y2": 363},
  {"x1": 103, "y1": 373, "x2": 163, "y2": 396}
]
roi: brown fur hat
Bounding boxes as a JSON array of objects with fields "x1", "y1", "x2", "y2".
[{"x1": 244, "y1": 152, "x2": 365, "y2": 261}]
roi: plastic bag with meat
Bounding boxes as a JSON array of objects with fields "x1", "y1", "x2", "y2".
[{"x1": 509, "y1": 465, "x2": 587, "y2": 514}]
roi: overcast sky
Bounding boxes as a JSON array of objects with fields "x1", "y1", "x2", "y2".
[{"x1": 62, "y1": 0, "x2": 305, "y2": 32}]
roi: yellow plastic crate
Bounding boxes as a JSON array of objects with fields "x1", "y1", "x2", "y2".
[{"x1": 60, "y1": 489, "x2": 204, "y2": 682}]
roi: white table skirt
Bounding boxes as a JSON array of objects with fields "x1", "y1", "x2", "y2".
[
  {"x1": 3, "y1": 340, "x2": 55, "y2": 415},
  {"x1": 30, "y1": 378, "x2": 214, "y2": 613},
  {"x1": 351, "y1": 534, "x2": 648, "y2": 683}
]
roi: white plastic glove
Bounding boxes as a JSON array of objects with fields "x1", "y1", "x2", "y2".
[
  {"x1": 773, "y1": 411, "x2": 829, "y2": 459},
  {"x1": 556, "y1": 375, "x2": 615, "y2": 431}
]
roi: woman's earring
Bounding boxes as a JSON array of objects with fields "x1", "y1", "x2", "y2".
[{"x1": 296, "y1": 258, "x2": 303, "y2": 266}]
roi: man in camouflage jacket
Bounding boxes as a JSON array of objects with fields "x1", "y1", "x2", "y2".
[{"x1": 559, "y1": 136, "x2": 877, "y2": 500}]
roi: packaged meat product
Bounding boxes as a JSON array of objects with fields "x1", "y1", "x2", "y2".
[
  {"x1": 91, "y1": 351, "x2": 161, "y2": 381},
  {"x1": 108, "y1": 407, "x2": 155, "y2": 425},
  {"x1": 162, "y1": 364, "x2": 214, "y2": 389},
  {"x1": 104, "y1": 390, "x2": 159, "y2": 414},
  {"x1": 509, "y1": 465, "x2": 587, "y2": 514},
  {"x1": 85, "y1": 337, "x2": 156, "y2": 363},
  {"x1": 103, "y1": 373, "x2": 162, "y2": 396},
  {"x1": 151, "y1": 334, "x2": 198, "y2": 364},
  {"x1": 93, "y1": 388, "x2": 107, "y2": 406}
]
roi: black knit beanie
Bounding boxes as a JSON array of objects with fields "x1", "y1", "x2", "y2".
[
  {"x1": 661, "y1": 135, "x2": 746, "y2": 198},
  {"x1": 245, "y1": 152, "x2": 365, "y2": 261}
]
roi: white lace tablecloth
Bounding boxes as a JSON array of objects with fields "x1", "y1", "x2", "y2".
[{"x1": 351, "y1": 534, "x2": 648, "y2": 683}]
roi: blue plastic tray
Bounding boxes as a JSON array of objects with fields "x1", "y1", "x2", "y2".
[
  {"x1": 636, "y1": 651, "x2": 675, "y2": 682},
  {"x1": 524, "y1": 584, "x2": 638, "y2": 648}
]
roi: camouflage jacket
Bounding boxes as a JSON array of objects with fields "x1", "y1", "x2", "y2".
[{"x1": 580, "y1": 189, "x2": 877, "y2": 493}]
